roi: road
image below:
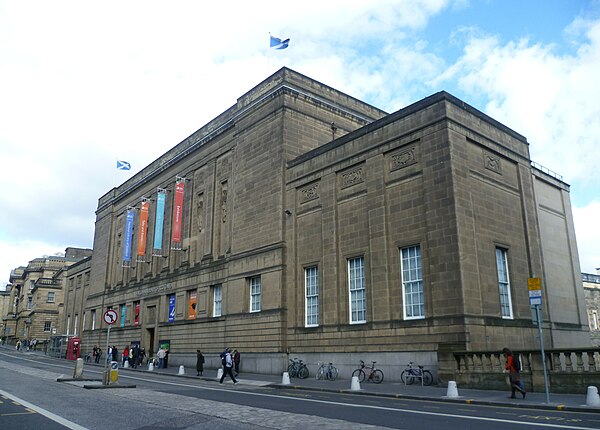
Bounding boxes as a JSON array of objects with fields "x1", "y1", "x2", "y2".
[{"x1": 1, "y1": 349, "x2": 600, "y2": 430}]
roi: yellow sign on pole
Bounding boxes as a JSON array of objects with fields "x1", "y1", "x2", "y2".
[{"x1": 528, "y1": 277, "x2": 541, "y2": 290}]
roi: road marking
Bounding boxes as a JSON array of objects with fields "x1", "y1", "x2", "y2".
[{"x1": 0, "y1": 390, "x2": 88, "y2": 430}]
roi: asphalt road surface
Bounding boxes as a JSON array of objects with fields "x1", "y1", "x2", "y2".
[{"x1": 1, "y1": 349, "x2": 600, "y2": 430}]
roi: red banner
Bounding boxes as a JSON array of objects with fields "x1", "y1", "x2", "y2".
[
  {"x1": 134, "y1": 302, "x2": 140, "y2": 326},
  {"x1": 171, "y1": 180, "x2": 185, "y2": 245},
  {"x1": 188, "y1": 291, "x2": 197, "y2": 319},
  {"x1": 137, "y1": 201, "x2": 149, "y2": 258}
]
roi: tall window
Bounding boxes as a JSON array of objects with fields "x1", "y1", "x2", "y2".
[
  {"x1": 44, "y1": 321, "x2": 51, "y2": 332},
  {"x1": 213, "y1": 285, "x2": 222, "y2": 317},
  {"x1": 348, "y1": 256, "x2": 366, "y2": 324},
  {"x1": 496, "y1": 247, "x2": 513, "y2": 319},
  {"x1": 591, "y1": 310, "x2": 598, "y2": 331},
  {"x1": 74, "y1": 314, "x2": 79, "y2": 336},
  {"x1": 47, "y1": 292, "x2": 55, "y2": 303},
  {"x1": 27, "y1": 296, "x2": 32, "y2": 310},
  {"x1": 250, "y1": 276, "x2": 261, "y2": 313},
  {"x1": 401, "y1": 245, "x2": 424, "y2": 319},
  {"x1": 305, "y1": 266, "x2": 319, "y2": 327},
  {"x1": 91, "y1": 309, "x2": 96, "y2": 330},
  {"x1": 67, "y1": 315, "x2": 71, "y2": 335}
]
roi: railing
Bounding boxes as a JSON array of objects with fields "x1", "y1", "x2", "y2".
[
  {"x1": 531, "y1": 161, "x2": 563, "y2": 181},
  {"x1": 438, "y1": 348, "x2": 600, "y2": 394}
]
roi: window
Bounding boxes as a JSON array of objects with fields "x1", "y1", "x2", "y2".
[
  {"x1": 67, "y1": 315, "x2": 71, "y2": 335},
  {"x1": 47, "y1": 292, "x2": 55, "y2": 303},
  {"x1": 496, "y1": 247, "x2": 513, "y2": 319},
  {"x1": 250, "y1": 276, "x2": 261, "y2": 313},
  {"x1": 91, "y1": 309, "x2": 96, "y2": 330},
  {"x1": 305, "y1": 266, "x2": 319, "y2": 327},
  {"x1": 348, "y1": 256, "x2": 366, "y2": 324},
  {"x1": 44, "y1": 321, "x2": 51, "y2": 332},
  {"x1": 82, "y1": 312, "x2": 86, "y2": 332},
  {"x1": 401, "y1": 245, "x2": 424, "y2": 319},
  {"x1": 213, "y1": 285, "x2": 222, "y2": 317},
  {"x1": 27, "y1": 296, "x2": 33, "y2": 310},
  {"x1": 74, "y1": 314, "x2": 79, "y2": 336},
  {"x1": 591, "y1": 310, "x2": 599, "y2": 331}
]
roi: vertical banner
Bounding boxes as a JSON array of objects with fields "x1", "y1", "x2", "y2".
[
  {"x1": 123, "y1": 208, "x2": 135, "y2": 266},
  {"x1": 136, "y1": 200, "x2": 149, "y2": 261},
  {"x1": 188, "y1": 291, "x2": 197, "y2": 319},
  {"x1": 134, "y1": 302, "x2": 140, "y2": 326},
  {"x1": 153, "y1": 189, "x2": 166, "y2": 255},
  {"x1": 120, "y1": 304, "x2": 126, "y2": 327},
  {"x1": 171, "y1": 178, "x2": 185, "y2": 249},
  {"x1": 168, "y1": 294, "x2": 176, "y2": 322}
]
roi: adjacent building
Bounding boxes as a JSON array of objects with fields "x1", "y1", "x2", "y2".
[
  {"x1": 583, "y1": 270, "x2": 600, "y2": 346},
  {"x1": 76, "y1": 68, "x2": 589, "y2": 378},
  {"x1": 1, "y1": 248, "x2": 92, "y2": 345}
]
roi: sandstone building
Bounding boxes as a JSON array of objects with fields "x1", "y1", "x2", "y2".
[
  {"x1": 79, "y1": 68, "x2": 589, "y2": 378},
  {"x1": 2, "y1": 248, "x2": 92, "y2": 344},
  {"x1": 583, "y1": 270, "x2": 600, "y2": 346}
]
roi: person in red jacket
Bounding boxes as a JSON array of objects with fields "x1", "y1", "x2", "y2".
[{"x1": 502, "y1": 347, "x2": 526, "y2": 399}]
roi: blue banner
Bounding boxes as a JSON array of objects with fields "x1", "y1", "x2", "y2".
[
  {"x1": 123, "y1": 209, "x2": 135, "y2": 263},
  {"x1": 168, "y1": 294, "x2": 176, "y2": 322},
  {"x1": 153, "y1": 190, "x2": 166, "y2": 253}
]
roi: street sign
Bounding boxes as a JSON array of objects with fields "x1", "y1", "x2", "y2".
[
  {"x1": 528, "y1": 277, "x2": 542, "y2": 305},
  {"x1": 103, "y1": 309, "x2": 118, "y2": 325}
]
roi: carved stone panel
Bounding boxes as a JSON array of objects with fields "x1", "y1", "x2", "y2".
[
  {"x1": 340, "y1": 166, "x2": 364, "y2": 189},
  {"x1": 390, "y1": 146, "x2": 417, "y2": 171},
  {"x1": 484, "y1": 151, "x2": 502, "y2": 175}
]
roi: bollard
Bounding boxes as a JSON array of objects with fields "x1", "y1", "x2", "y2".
[
  {"x1": 73, "y1": 358, "x2": 84, "y2": 379},
  {"x1": 281, "y1": 372, "x2": 291, "y2": 385},
  {"x1": 148, "y1": 362, "x2": 154, "y2": 371},
  {"x1": 217, "y1": 368, "x2": 223, "y2": 380},
  {"x1": 445, "y1": 381, "x2": 460, "y2": 398},
  {"x1": 586, "y1": 386, "x2": 600, "y2": 407},
  {"x1": 350, "y1": 376, "x2": 361, "y2": 391},
  {"x1": 178, "y1": 365, "x2": 185, "y2": 375}
]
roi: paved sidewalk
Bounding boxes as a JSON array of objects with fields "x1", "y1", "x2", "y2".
[{"x1": 7, "y1": 346, "x2": 600, "y2": 413}]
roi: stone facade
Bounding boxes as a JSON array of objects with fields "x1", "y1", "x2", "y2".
[
  {"x1": 79, "y1": 68, "x2": 589, "y2": 379},
  {"x1": 583, "y1": 270, "x2": 600, "y2": 346},
  {"x1": 63, "y1": 256, "x2": 92, "y2": 338}
]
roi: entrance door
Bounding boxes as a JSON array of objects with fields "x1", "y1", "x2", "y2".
[{"x1": 146, "y1": 328, "x2": 155, "y2": 359}]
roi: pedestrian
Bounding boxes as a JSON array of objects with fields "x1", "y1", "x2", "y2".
[
  {"x1": 156, "y1": 347, "x2": 166, "y2": 369},
  {"x1": 502, "y1": 347, "x2": 526, "y2": 399},
  {"x1": 140, "y1": 348, "x2": 146, "y2": 365},
  {"x1": 95, "y1": 345, "x2": 102, "y2": 364},
  {"x1": 112, "y1": 346, "x2": 119, "y2": 362},
  {"x1": 232, "y1": 349, "x2": 240, "y2": 376},
  {"x1": 122, "y1": 345, "x2": 129, "y2": 366},
  {"x1": 196, "y1": 350, "x2": 205, "y2": 376},
  {"x1": 219, "y1": 348, "x2": 238, "y2": 384},
  {"x1": 131, "y1": 345, "x2": 139, "y2": 368}
]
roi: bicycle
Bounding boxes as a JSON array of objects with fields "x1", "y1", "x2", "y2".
[
  {"x1": 316, "y1": 362, "x2": 338, "y2": 381},
  {"x1": 400, "y1": 362, "x2": 433, "y2": 386},
  {"x1": 287, "y1": 358, "x2": 309, "y2": 379},
  {"x1": 352, "y1": 360, "x2": 384, "y2": 384}
]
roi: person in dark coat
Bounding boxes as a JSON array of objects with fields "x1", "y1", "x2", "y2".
[
  {"x1": 196, "y1": 350, "x2": 205, "y2": 376},
  {"x1": 232, "y1": 349, "x2": 240, "y2": 376}
]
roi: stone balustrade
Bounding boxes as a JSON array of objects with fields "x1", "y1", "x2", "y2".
[{"x1": 438, "y1": 348, "x2": 600, "y2": 394}]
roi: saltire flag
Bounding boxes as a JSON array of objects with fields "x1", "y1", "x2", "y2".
[
  {"x1": 123, "y1": 208, "x2": 135, "y2": 265},
  {"x1": 117, "y1": 160, "x2": 131, "y2": 170},
  {"x1": 153, "y1": 189, "x2": 166, "y2": 255},
  {"x1": 136, "y1": 200, "x2": 149, "y2": 261},
  {"x1": 270, "y1": 34, "x2": 290, "y2": 50},
  {"x1": 171, "y1": 178, "x2": 185, "y2": 249}
]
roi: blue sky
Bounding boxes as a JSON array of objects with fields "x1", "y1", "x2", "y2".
[{"x1": 0, "y1": 0, "x2": 598, "y2": 284}]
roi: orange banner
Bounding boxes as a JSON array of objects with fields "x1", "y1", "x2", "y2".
[
  {"x1": 171, "y1": 180, "x2": 185, "y2": 246},
  {"x1": 188, "y1": 291, "x2": 197, "y2": 319},
  {"x1": 137, "y1": 201, "x2": 149, "y2": 258}
]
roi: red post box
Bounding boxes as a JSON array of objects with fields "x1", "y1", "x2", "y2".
[{"x1": 66, "y1": 337, "x2": 81, "y2": 360}]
